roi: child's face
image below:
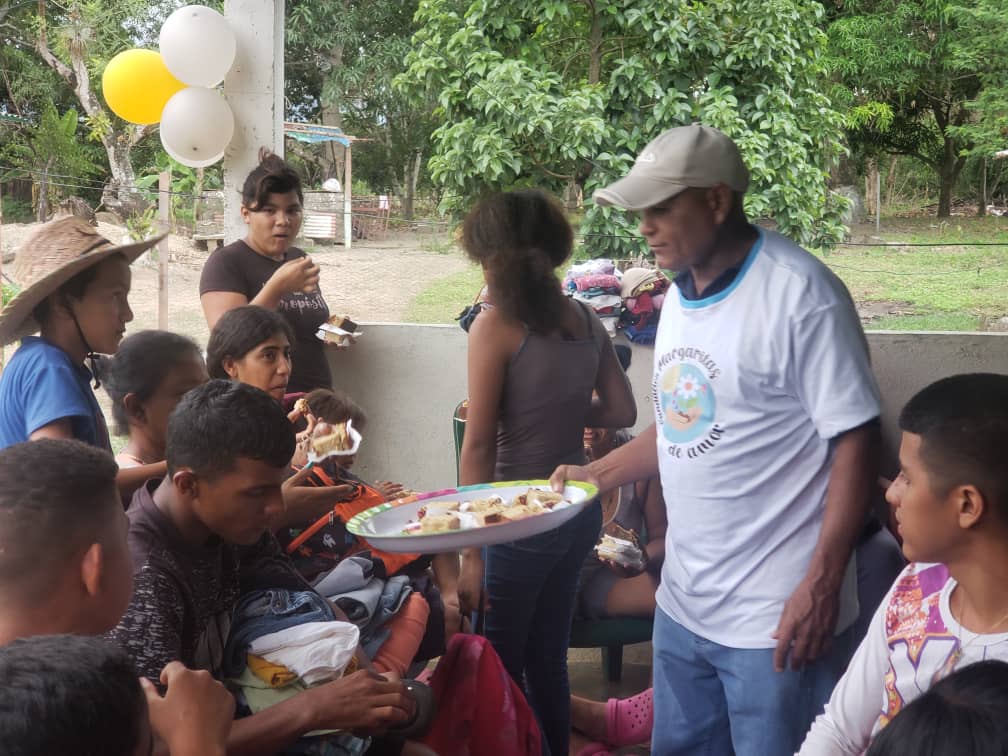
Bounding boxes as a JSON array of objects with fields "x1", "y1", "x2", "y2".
[
  {"x1": 72, "y1": 256, "x2": 134, "y2": 355},
  {"x1": 224, "y1": 334, "x2": 291, "y2": 402},
  {"x1": 191, "y1": 457, "x2": 288, "y2": 545},
  {"x1": 134, "y1": 355, "x2": 209, "y2": 447},
  {"x1": 886, "y1": 432, "x2": 961, "y2": 563}
]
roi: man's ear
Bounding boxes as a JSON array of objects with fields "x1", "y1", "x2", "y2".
[
  {"x1": 172, "y1": 468, "x2": 199, "y2": 501},
  {"x1": 706, "y1": 184, "x2": 735, "y2": 225},
  {"x1": 80, "y1": 542, "x2": 104, "y2": 598},
  {"x1": 956, "y1": 484, "x2": 987, "y2": 529}
]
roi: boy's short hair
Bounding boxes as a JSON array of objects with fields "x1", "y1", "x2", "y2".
[
  {"x1": 899, "y1": 373, "x2": 1008, "y2": 516},
  {"x1": 304, "y1": 388, "x2": 368, "y2": 431},
  {"x1": 866, "y1": 659, "x2": 1008, "y2": 756},
  {"x1": 0, "y1": 634, "x2": 146, "y2": 756},
  {"x1": 0, "y1": 440, "x2": 119, "y2": 600},
  {"x1": 166, "y1": 379, "x2": 295, "y2": 478}
]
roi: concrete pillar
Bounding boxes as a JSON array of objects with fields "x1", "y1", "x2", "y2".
[{"x1": 223, "y1": 0, "x2": 285, "y2": 244}]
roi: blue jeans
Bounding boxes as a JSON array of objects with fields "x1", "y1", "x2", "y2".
[
  {"x1": 223, "y1": 589, "x2": 336, "y2": 678},
  {"x1": 651, "y1": 607, "x2": 852, "y2": 756},
  {"x1": 483, "y1": 502, "x2": 602, "y2": 756}
]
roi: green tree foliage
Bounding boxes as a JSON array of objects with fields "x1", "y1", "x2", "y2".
[
  {"x1": 0, "y1": 0, "x2": 171, "y2": 212},
  {"x1": 286, "y1": 0, "x2": 434, "y2": 217},
  {"x1": 826, "y1": 0, "x2": 1002, "y2": 217},
  {"x1": 945, "y1": 0, "x2": 1008, "y2": 161},
  {"x1": 2, "y1": 105, "x2": 102, "y2": 221},
  {"x1": 398, "y1": 0, "x2": 849, "y2": 255}
]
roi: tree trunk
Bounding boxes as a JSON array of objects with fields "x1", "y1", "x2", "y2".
[
  {"x1": 936, "y1": 150, "x2": 966, "y2": 218},
  {"x1": 865, "y1": 159, "x2": 879, "y2": 219},
  {"x1": 319, "y1": 2, "x2": 350, "y2": 181},
  {"x1": 36, "y1": 165, "x2": 50, "y2": 223},
  {"x1": 402, "y1": 150, "x2": 422, "y2": 221},
  {"x1": 884, "y1": 155, "x2": 898, "y2": 210},
  {"x1": 100, "y1": 129, "x2": 142, "y2": 218},
  {"x1": 588, "y1": 3, "x2": 602, "y2": 85},
  {"x1": 978, "y1": 157, "x2": 987, "y2": 217},
  {"x1": 35, "y1": 1, "x2": 149, "y2": 216},
  {"x1": 932, "y1": 102, "x2": 970, "y2": 218},
  {"x1": 193, "y1": 167, "x2": 204, "y2": 231}
]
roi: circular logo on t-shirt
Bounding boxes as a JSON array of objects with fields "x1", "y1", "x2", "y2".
[{"x1": 659, "y1": 363, "x2": 716, "y2": 444}]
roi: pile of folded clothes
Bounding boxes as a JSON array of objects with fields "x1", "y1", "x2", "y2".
[
  {"x1": 619, "y1": 267, "x2": 670, "y2": 344},
  {"x1": 563, "y1": 259, "x2": 622, "y2": 336}
]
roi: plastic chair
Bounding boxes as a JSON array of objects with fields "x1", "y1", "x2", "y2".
[{"x1": 569, "y1": 616, "x2": 654, "y2": 682}]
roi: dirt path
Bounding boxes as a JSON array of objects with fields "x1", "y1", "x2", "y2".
[{"x1": 2, "y1": 221, "x2": 469, "y2": 346}]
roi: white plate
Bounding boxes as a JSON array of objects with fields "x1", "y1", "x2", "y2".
[{"x1": 347, "y1": 480, "x2": 598, "y2": 553}]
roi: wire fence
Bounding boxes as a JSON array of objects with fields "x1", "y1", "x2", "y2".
[{"x1": 2, "y1": 166, "x2": 1007, "y2": 284}]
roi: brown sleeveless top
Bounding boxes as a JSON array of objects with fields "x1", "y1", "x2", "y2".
[{"x1": 494, "y1": 301, "x2": 608, "y2": 481}]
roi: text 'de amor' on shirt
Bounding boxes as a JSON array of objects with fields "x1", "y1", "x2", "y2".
[{"x1": 652, "y1": 228, "x2": 881, "y2": 648}]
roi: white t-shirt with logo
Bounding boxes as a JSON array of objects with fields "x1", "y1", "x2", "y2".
[{"x1": 652, "y1": 228, "x2": 881, "y2": 648}]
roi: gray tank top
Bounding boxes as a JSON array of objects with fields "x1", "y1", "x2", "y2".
[{"x1": 494, "y1": 301, "x2": 607, "y2": 481}]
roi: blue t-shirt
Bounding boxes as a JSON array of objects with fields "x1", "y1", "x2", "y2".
[{"x1": 0, "y1": 336, "x2": 111, "y2": 450}]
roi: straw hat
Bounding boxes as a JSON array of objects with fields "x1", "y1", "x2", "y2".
[{"x1": 0, "y1": 217, "x2": 164, "y2": 345}]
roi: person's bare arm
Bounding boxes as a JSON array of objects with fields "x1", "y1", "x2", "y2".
[
  {"x1": 116, "y1": 461, "x2": 168, "y2": 502},
  {"x1": 28, "y1": 418, "x2": 75, "y2": 440},
  {"x1": 226, "y1": 670, "x2": 414, "y2": 756},
  {"x1": 203, "y1": 258, "x2": 320, "y2": 330},
  {"x1": 458, "y1": 311, "x2": 511, "y2": 488},
  {"x1": 773, "y1": 420, "x2": 879, "y2": 671},
  {"x1": 142, "y1": 662, "x2": 233, "y2": 756},
  {"x1": 550, "y1": 422, "x2": 660, "y2": 496},
  {"x1": 586, "y1": 326, "x2": 636, "y2": 429},
  {"x1": 278, "y1": 482, "x2": 356, "y2": 528},
  {"x1": 457, "y1": 310, "x2": 514, "y2": 615},
  {"x1": 641, "y1": 476, "x2": 667, "y2": 574},
  {"x1": 200, "y1": 291, "x2": 249, "y2": 331}
]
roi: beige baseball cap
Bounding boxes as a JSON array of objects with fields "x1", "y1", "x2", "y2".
[{"x1": 594, "y1": 124, "x2": 750, "y2": 210}]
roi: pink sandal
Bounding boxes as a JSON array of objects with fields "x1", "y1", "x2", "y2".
[
  {"x1": 576, "y1": 745, "x2": 612, "y2": 756},
  {"x1": 604, "y1": 687, "x2": 653, "y2": 747}
]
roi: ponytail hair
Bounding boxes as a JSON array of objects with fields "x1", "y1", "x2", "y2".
[{"x1": 461, "y1": 190, "x2": 572, "y2": 333}]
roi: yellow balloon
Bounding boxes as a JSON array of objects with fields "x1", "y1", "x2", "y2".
[{"x1": 102, "y1": 49, "x2": 185, "y2": 125}]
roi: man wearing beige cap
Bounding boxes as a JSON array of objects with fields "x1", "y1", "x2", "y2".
[{"x1": 552, "y1": 124, "x2": 881, "y2": 755}]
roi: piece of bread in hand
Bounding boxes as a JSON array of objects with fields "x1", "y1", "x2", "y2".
[
  {"x1": 328, "y1": 314, "x2": 358, "y2": 332},
  {"x1": 311, "y1": 422, "x2": 352, "y2": 456}
]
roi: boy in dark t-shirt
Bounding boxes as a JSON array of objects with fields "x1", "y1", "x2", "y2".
[
  {"x1": 108, "y1": 380, "x2": 419, "y2": 754},
  {"x1": 0, "y1": 439, "x2": 234, "y2": 756}
]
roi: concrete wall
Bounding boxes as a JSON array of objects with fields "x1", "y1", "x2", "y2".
[{"x1": 329, "y1": 326, "x2": 1008, "y2": 492}]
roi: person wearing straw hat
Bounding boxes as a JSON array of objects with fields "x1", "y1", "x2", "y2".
[
  {"x1": 551, "y1": 124, "x2": 882, "y2": 756},
  {"x1": 0, "y1": 217, "x2": 165, "y2": 496}
]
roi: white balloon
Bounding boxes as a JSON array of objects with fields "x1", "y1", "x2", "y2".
[
  {"x1": 163, "y1": 142, "x2": 226, "y2": 169},
  {"x1": 159, "y1": 87, "x2": 234, "y2": 168},
  {"x1": 159, "y1": 5, "x2": 236, "y2": 88}
]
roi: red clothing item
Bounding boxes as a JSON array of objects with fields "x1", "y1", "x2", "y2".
[{"x1": 420, "y1": 634, "x2": 542, "y2": 755}]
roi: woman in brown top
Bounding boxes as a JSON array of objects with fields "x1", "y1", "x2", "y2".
[
  {"x1": 199, "y1": 150, "x2": 331, "y2": 393},
  {"x1": 456, "y1": 190, "x2": 636, "y2": 756}
]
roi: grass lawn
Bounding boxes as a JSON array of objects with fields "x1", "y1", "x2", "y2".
[
  {"x1": 402, "y1": 265, "x2": 484, "y2": 324},
  {"x1": 821, "y1": 216, "x2": 1008, "y2": 331},
  {"x1": 404, "y1": 216, "x2": 1008, "y2": 330}
]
